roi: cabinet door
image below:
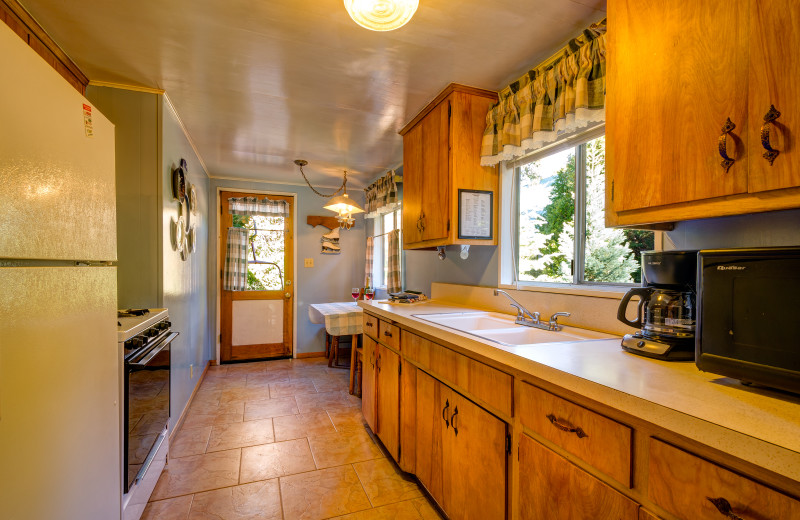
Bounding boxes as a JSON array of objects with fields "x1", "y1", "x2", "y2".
[
  {"x1": 443, "y1": 391, "x2": 507, "y2": 520},
  {"x1": 418, "y1": 101, "x2": 450, "y2": 242},
  {"x1": 747, "y1": 0, "x2": 800, "y2": 192},
  {"x1": 518, "y1": 434, "x2": 639, "y2": 520},
  {"x1": 376, "y1": 344, "x2": 400, "y2": 460},
  {"x1": 415, "y1": 370, "x2": 446, "y2": 507},
  {"x1": 402, "y1": 123, "x2": 424, "y2": 246},
  {"x1": 362, "y1": 335, "x2": 378, "y2": 433},
  {"x1": 608, "y1": 0, "x2": 749, "y2": 212}
]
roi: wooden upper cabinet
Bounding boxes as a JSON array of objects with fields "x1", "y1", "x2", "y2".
[
  {"x1": 607, "y1": 0, "x2": 749, "y2": 215},
  {"x1": 607, "y1": 0, "x2": 800, "y2": 226},
  {"x1": 400, "y1": 83, "x2": 499, "y2": 249},
  {"x1": 747, "y1": 0, "x2": 800, "y2": 192}
]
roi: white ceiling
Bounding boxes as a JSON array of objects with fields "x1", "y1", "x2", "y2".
[{"x1": 20, "y1": 0, "x2": 606, "y2": 187}]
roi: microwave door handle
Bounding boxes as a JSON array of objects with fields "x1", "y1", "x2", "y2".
[{"x1": 129, "y1": 332, "x2": 179, "y2": 367}]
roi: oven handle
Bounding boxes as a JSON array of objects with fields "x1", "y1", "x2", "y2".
[
  {"x1": 134, "y1": 429, "x2": 167, "y2": 485},
  {"x1": 129, "y1": 332, "x2": 179, "y2": 367}
]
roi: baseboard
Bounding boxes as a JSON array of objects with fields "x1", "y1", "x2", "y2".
[
  {"x1": 296, "y1": 351, "x2": 326, "y2": 359},
  {"x1": 170, "y1": 359, "x2": 210, "y2": 441}
]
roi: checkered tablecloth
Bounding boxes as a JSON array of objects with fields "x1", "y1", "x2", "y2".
[{"x1": 308, "y1": 302, "x2": 363, "y2": 336}]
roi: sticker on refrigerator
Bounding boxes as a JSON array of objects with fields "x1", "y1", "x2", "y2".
[{"x1": 82, "y1": 103, "x2": 93, "y2": 137}]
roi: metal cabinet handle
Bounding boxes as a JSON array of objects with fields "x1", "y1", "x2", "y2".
[
  {"x1": 546, "y1": 414, "x2": 588, "y2": 439},
  {"x1": 442, "y1": 399, "x2": 450, "y2": 428},
  {"x1": 451, "y1": 406, "x2": 459, "y2": 436},
  {"x1": 383, "y1": 330, "x2": 392, "y2": 338},
  {"x1": 718, "y1": 118, "x2": 737, "y2": 173},
  {"x1": 760, "y1": 105, "x2": 781, "y2": 165},
  {"x1": 707, "y1": 497, "x2": 746, "y2": 520}
]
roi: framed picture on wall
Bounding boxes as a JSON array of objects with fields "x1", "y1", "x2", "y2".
[{"x1": 458, "y1": 189, "x2": 493, "y2": 240}]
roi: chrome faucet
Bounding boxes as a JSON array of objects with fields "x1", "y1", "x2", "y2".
[{"x1": 493, "y1": 289, "x2": 571, "y2": 331}]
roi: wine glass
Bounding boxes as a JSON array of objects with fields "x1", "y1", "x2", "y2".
[
  {"x1": 364, "y1": 287, "x2": 375, "y2": 301},
  {"x1": 351, "y1": 287, "x2": 360, "y2": 302}
]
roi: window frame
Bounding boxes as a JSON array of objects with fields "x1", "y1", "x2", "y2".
[{"x1": 510, "y1": 126, "x2": 660, "y2": 288}]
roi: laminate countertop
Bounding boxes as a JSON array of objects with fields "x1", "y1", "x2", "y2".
[{"x1": 359, "y1": 299, "x2": 800, "y2": 483}]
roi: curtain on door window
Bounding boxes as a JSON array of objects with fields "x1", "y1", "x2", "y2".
[
  {"x1": 480, "y1": 19, "x2": 607, "y2": 166},
  {"x1": 224, "y1": 196, "x2": 290, "y2": 291}
]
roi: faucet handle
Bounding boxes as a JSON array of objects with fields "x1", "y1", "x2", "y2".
[{"x1": 548, "y1": 312, "x2": 571, "y2": 330}]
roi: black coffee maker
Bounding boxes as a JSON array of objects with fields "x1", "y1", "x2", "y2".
[{"x1": 617, "y1": 250, "x2": 698, "y2": 360}]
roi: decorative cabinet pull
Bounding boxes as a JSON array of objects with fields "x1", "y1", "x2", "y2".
[
  {"x1": 707, "y1": 497, "x2": 746, "y2": 520},
  {"x1": 451, "y1": 406, "x2": 459, "y2": 436},
  {"x1": 383, "y1": 330, "x2": 392, "y2": 338},
  {"x1": 718, "y1": 118, "x2": 737, "y2": 173},
  {"x1": 417, "y1": 211, "x2": 426, "y2": 233},
  {"x1": 546, "y1": 414, "x2": 588, "y2": 439},
  {"x1": 760, "y1": 105, "x2": 781, "y2": 165},
  {"x1": 442, "y1": 399, "x2": 450, "y2": 428},
  {"x1": 376, "y1": 353, "x2": 381, "y2": 370}
]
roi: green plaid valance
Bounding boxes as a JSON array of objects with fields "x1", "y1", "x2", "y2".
[
  {"x1": 364, "y1": 171, "x2": 399, "y2": 218},
  {"x1": 480, "y1": 19, "x2": 607, "y2": 166},
  {"x1": 228, "y1": 197, "x2": 289, "y2": 217}
]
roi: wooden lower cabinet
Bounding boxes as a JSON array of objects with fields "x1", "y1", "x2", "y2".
[
  {"x1": 638, "y1": 509, "x2": 661, "y2": 520},
  {"x1": 376, "y1": 344, "x2": 400, "y2": 459},
  {"x1": 518, "y1": 433, "x2": 639, "y2": 520},
  {"x1": 362, "y1": 335, "x2": 377, "y2": 432},
  {"x1": 415, "y1": 370, "x2": 507, "y2": 519}
]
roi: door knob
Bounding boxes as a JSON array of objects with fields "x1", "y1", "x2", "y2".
[{"x1": 284, "y1": 292, "x2": 291, "y2": 299}]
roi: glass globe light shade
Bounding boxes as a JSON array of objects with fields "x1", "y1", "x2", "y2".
[{"x1": 344, "y1": 0, "x2": 419, "y2": 31}]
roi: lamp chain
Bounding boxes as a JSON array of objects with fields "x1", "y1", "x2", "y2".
[{"x1": 297, "y1": 162, "x2": 347, "y2": 198}]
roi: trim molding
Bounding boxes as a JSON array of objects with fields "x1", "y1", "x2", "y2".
[
  {"x1": 296, "y1": 351, "x2": 327, "y2": 359},
  {"x1": 88, "y1": 80, "x2": 165, "y2": 94}
]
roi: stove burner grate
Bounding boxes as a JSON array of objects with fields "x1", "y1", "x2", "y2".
[{"x1": 118, "y1": 309, "x2": 150, "y2": 318}]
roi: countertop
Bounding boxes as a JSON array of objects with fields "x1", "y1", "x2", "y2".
[{"x1": 359, "y1": 299, "x2": 800, "y2": 482}]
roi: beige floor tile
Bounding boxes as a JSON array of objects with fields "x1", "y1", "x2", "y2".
[
  {"x1": 171, "y1": 426, "x2": 212, "y2": 458},
  {"x1": 280, "y1": 465, "x2": 372, "y2": 520},
  {"x1": 269, "y1": 378, "x2": 318, "y2": 398},
  {"x1": 312, "y1": 376, "x2": 350, "y2": 393},
  {"x1": 327, "y1": 407, "x2": 368, "y2": 433},
  {"x1": 247, "y1": 371, "x2": 290, "y2": 387},
  {"x1": 244, "y1": 397, "x2": 299, "y2": 421},
  {"x1": 188, "y1": 479, "x2": 282, "y2": 520},
  {"x1": 219, "y1": 386, "x2": 273, "y2": 404},
  {"x1": 226, "y1": 363, "x2": 269, "y2": 375},
  {"x1": 207, "y1": 419, "x2": 275, "y2": 452},
  {"x1": 295, "y1": 390, "x2": 360, "y2": 413},
  {"x1": 353, "y1": 458, "x2": 423, "y2": 507},
  {"x1": 141, "y1": 495, "x2": 193, "y2": 520},
  {"x1": 182, "y1": 402, "x2": 244, "y2": 430},
  {"x1": 332, "y1": 499, "x2": 431, "y2": 519},
  {"x1": 240, "y1": 438, "x2": 316, "y2": 483},
  {"x1": 273, "y1": 412, "x2": 337, "y2": 441},
  {"x1": 151, "y1": 449, "x2": 241, "y2": 500},
  {"x1": 307, "y1": 429, "x2": 384, "y2": 469},
  {"x1": 410, "y1": 497, "x2": 445, "y2": 520}
]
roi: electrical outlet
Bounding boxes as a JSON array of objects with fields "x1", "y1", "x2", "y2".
[
  {"x1": 304, "y1": 258, "x2": 314, "y2": 268},
  {"x1": 190, "y1": 364, "x2": 194, "y2": 379}
]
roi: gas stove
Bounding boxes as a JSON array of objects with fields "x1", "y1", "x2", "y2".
[{"x1": 117, "y1": 308, "x2": 168, "y2": 342}]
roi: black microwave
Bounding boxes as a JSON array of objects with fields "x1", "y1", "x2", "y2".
[{"x1": 697, "y1": 247, "x2": 800, "y2": 394}]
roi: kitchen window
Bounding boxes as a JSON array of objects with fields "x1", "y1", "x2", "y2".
[
  {"x1": 371, "y1": 207, "x2": 402, "y2": 288},
  {"x1": 513, "y1": 129, "x2": 656, "y2": 286}
]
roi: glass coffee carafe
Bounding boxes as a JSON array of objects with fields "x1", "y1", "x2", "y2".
[{"x1": 617, "y1": 286, "x2": 696, "y2": 343}]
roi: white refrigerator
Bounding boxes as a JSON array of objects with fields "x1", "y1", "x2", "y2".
[{"x1": 0, "y1": 23, "x2": 121, "y2": 520}]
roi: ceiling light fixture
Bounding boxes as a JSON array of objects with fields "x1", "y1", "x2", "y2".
[
  {"x1": 343, "y1": 0, "x2": 419, "y2": 31},
  {"x1": 294, "y1": 159, "x2": 364, "y2": 229}
]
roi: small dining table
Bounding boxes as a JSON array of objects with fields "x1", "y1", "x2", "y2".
[{"x1": 308, "y1": 301, "x2": 363, "y2": 394}]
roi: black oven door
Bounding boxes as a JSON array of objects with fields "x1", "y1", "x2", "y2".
[
  {"x1": 124, "y1": 331, "x2": 177, "y2": 492},
  {"x1": 697, "y1": 249, "x2": 800, "y2": 393}
]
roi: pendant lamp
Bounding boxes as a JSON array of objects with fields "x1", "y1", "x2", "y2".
[{"x1": 295, "y1": 159, "x2": 364, "y2": 229}]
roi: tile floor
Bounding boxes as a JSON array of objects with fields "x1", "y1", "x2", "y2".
[{"x1": 143, "y1": 357, "x2": 444, "y2": 520}]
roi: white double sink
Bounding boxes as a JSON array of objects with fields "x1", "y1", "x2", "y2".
[{"x1": 412, "y1": 311, "x2": 612, "y2": 347}]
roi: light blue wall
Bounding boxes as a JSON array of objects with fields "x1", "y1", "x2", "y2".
[
  {"x1": 161, "y1": 99, "x2": 212, "y2": 431},
  {"x1": 207, "y1": 179, "x2": 367, "y2": 357},
  {"x1": 665, "y1": 208, "x2": 800, "y2": 250},
  {"x1": 404, "y1": 246, "x2": 499, "y2": 295}
]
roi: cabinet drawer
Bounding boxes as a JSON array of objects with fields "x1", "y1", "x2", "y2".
[
  {"x1": 649, "y1": 438, "x2": 800, "y2": 519},
  {"x1": 519, "y1": 382, "x2": 632, "y2": 487},
  {"x1": 363, "y1": 313, "x2": 378, "y2": 339},
  {"x1": 378, "y1": 319, "x2": 399, "y2": 350},
  {"x1": 402, "y1": 330, "x2": 512, "y2": 417}
]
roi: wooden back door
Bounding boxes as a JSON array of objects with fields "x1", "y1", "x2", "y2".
[{"x1": 219, "y1": 191, "x2": 293, "y2": 362}]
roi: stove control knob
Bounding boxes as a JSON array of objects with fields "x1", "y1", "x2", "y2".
[
  {"x1": 127, "y1": 337, "x2": 144, "y2": 349},
  {"x1": 158, "y1": 320, "x2": 171, "y2": 331},
  {"x1": 145, "y1": 328, "x2": 159, "y2": 337}
]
